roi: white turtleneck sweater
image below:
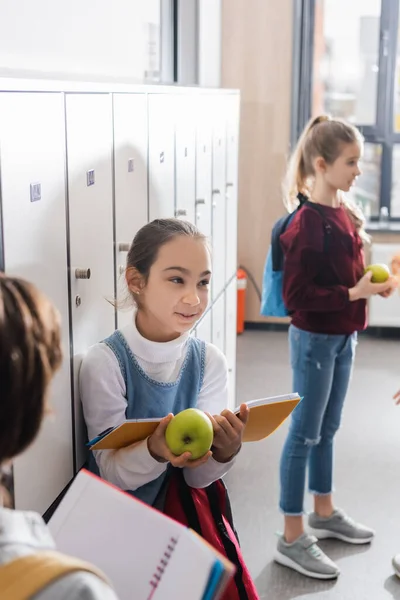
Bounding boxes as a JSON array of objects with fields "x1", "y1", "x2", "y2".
[{"x1": 79, "y1": 318, "x2": 237, "y2": 492}]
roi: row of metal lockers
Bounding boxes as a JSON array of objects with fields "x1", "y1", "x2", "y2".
[{"x1": 0, "y1": 85, "x2": 240, "y2": 515}]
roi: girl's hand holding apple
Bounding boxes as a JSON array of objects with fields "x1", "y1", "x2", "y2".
[
  {"x1": 147, "y1": 413, "x2": 212, "y2": 468},
  {"x1": 349, "y1": 269, "x2": 397, "y2": 301}
]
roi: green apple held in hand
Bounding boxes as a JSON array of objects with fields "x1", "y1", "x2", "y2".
[
  {"x1": 165, "y1": 408, "x2": 213, "y2": 460},
  {"x1": 364, "y1": 263, "x2": 390, "y2": 283}
]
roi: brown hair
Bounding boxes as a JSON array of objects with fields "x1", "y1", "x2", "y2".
[
  {"x1": 284, "y1": 115, "x2": 368, "y2": 241},
  {"x1": 122, "y1": 219, "x2": 207, "y2": 306},
  {"x1": 0, "y1": 275, "x2": 62, "y2": 464}
]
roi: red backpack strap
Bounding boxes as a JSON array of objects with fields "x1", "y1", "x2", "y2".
[
  {"x1": 175, "y1": 468, "x2": 203, "y2": 535},
  {"x1": 172, "y1": 470, "x2": 250, "y2": 600},
  {"x1": 214, "y1": 478, "x2": 240, "y2": 543},
  {"x1": 205, "y1": 482, "x2": 250, "y2": 600}
]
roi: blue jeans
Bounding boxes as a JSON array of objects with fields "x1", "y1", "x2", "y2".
[{"x1": 279, "y1": 324, "x2": 357, "y2": 515}]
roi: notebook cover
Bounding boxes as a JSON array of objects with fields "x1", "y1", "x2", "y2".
[
  {"x1": 242, "y1": 397, "x2": 300, "y2": 442},
  {"x1": 91, "y1": 421, "x2": 161, "y2": 450}
]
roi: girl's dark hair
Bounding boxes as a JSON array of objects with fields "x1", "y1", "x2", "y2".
[
  {"x1": 0, "y1": 275, "x2": 62, "y2": 464},
  {"x1": 127, "y1": 218, "x2": 207, "y2": 281}
]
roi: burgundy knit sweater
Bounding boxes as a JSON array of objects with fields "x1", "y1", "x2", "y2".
[{"x1": 280, "y1": 203, "x2": 366, "y2": 335}]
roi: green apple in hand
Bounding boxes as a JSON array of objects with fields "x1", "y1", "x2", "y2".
[
  {"x1": 165, "y1": 408, "x2": 213, "y2": 460},
  {"x1": 365, "y1": 263, "x2": 390, "y2": 283}
]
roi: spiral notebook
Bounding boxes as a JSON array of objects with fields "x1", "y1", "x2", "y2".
[
  {"x1": 88, "y1": 393, "x2": 301, "y2": 450},
  {"x1": 48, "y1": 470, "x2": 234, "y2": 600}
]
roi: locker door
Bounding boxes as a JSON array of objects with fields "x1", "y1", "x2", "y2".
[
  {"x1": 113, "y1": 93, "x2": 148, "y2": 329},
  {"x1": 195, "y1": 95, "x2": 213, "y2": 239},
  {"x1": 225, "y1": 94, "x2": 240, "y2": 281},
  {"x1": 212, "y1": 293, "x2": 225, "y2": 353},
  {"x1": 148, "y1": 94, "x2": 175, "y2": 220},
  {"x1": 195, "y1": 309, "x2": 212, "y2": 344},
  {"x1": 66, "y1": 93, "x2": 115, "y2": 469},
  {"x1": 0, "y1": 92, "x2": 73, "y2": 513},
  {"x1": 211, "y1": 96, "x2": 228, "y2": 299},
  {"x1": 175, "y1": 94, "x2": 196, "y2": 223},
  {"x1": 225, "y1": 278, "x2": 237, "y2": 410}
]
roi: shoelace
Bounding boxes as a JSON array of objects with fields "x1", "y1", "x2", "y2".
[
  {"x1": 308, "y1": 543, "x2": 322, "y2": 559},
  {"x1": 337, "y1": 511, "x2": 356, "y2": 527},
  {"x1": 275, "y1": 531, "x2": 326, "y2": 560}
]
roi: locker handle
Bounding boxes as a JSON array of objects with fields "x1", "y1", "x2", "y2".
[
  {"x1": 118, "y1": 243, "x2": 130, "y2": 252},
  {"x1": 226, "y1": 183, "x2": 234, "y2": 187},
  {"x1": 75, "y1": 268, "x2": 91, "y2": 280},
  {"x1": 195, "y1": 199, "x2": 206, "y2": 205},
  {"x1": 212, "y1": 189, "x2": 221, "y2": 195},
  {"x1": 175, "y1": 209, "x2": 187, "y2": 217}
]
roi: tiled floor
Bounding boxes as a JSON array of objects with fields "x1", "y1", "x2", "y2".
[{"x1": 226, "y1": 330, "x2": 400, "y2": 599}]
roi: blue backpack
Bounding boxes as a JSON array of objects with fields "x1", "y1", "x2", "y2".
[{"x1": 260, "y1": 195, "x2": 331, "y2": 317}]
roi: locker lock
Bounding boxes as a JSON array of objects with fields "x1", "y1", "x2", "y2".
[
  {"x1": 118, "y1": 243, "x2": 130, "y2": 252},
  {"x1": 75, "y1": 268, "x2": 91, "y2": 280},
  {"x1": 75, "y1": 295, "x2": 82, "y2": 307}
]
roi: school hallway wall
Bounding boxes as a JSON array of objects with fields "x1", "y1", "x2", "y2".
[{"x1": 228, "y1": 329, "x2": 400, "y2": 599}]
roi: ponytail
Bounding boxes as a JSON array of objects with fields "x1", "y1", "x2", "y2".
[{"x1": 283, "y1": 115, "x2": 331, "y2": 212}]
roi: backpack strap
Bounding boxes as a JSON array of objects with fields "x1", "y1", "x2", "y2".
[
  {"x1": 304, "y1": 200, "x2": 332, "y2": 253},
  {"x1": 0, "y1": 551, "x2": 110, "y2": 600},
  {"x1": 205, "y1": 483, "x2": 249, "y2": 600},
  {"x1": 175, "y1": 469, "x2": 203, "y2": 535},
  {"x1": 215, "y1": 478, "x2": 240, "y2": 544},
  {"x1": 271, "y1": 192, "x2": 308, "y2": 271},
  {"x1": 271, "y1": 213, "x2": 295, "y2": 271},
  {"x1": 173, "y1": 471, "x2": 249, "y2": 600}
]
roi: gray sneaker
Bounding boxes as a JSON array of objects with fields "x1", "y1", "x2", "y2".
[
  {"x1": 308, "y1": 509, "x2": 374, "y2": 545},
  {"x1": 274, "y1": 533, "x2": 340, "y2": 580},
  {"x1": 392, "y1": 554, "x2": 400, "y2": 578}
]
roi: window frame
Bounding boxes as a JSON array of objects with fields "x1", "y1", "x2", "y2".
[{"x1": 292, "y1": 0, "x2": 400, "y2": 222}]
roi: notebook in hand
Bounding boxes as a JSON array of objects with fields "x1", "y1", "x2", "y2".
[
  {"x1": 89, "y1": 418, "x2": 162, "y2": 450},
  {"x1": 48, "y1": 469, "x2": 234, "y2": 600},
  {"x1": 89, "y1": 393, "x2": 301, "y2": 450},
  {"x1": 233, "y1": 393, "x2": 301, "y2": 442}
]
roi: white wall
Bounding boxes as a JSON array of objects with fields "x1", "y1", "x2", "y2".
[
  {"x1": 0, "y1": 0, "x2": 160, "y2": 81},
  {"x1": 198, "y1": 0, "x2": 221, "y2": 87}
]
